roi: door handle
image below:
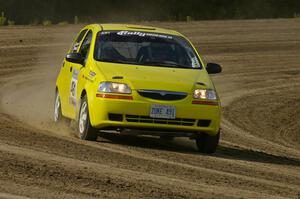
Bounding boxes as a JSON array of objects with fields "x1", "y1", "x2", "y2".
[{"x1": 70, "y1": 66, "x2": 73, "y2": 72}]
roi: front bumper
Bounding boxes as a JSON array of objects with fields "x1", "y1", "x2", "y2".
[{"x1": 88, "y1": 93, "x2": 221, "y2": 136}]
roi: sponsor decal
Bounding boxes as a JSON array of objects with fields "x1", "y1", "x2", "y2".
[
  {"x1": 69, "y1": 69, "x2": 79, "y2": 106},
  {"x1": 88, "y1": 71, "x2": 96, "y2": 77}
]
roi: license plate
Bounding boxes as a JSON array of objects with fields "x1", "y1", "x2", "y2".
[{"x1": 150, "y1": 105, "x2": 176, "y2": 119}]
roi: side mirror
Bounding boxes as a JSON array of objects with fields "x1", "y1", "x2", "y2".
[
  {"x1": 66, "y1": 52, "x2": 83, "y2": 64},
  {"x1": 206, "y1": 63, "x2": 222, "y2": 74}
]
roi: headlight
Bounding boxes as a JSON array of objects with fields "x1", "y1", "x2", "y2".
[
  {"x1": 193, "y1": 89, "x2": 217, "y2": 100},
  {"x1": 98, "y1": 82, "x2": 132, "y2": 94}
]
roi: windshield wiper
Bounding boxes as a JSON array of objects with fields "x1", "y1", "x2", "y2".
[
  {"x1": 99, "y1": 58, "x2": 136, "y2": 65},
  {"x1": 141, "y1": 61, "x2": 195, "y2": 69},
  {"x1": 99, "y1": 59, "x2": 199, "y2": 69}
]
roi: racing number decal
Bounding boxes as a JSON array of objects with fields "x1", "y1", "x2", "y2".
[
  {"x1": 70, "y1": 80, "x2": 76, "y2": 97},
  {"x1": 69, "y1": 69, "x2": 79, "y2": 106}
]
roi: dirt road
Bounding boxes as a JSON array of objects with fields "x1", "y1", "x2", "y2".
[{"x1": 0, "y1": 19, "x2": 299, "y2": 198}]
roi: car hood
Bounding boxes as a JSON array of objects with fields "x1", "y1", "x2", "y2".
[{"x1": 95, "y1": 62, "x2": 213, "y2": 92}]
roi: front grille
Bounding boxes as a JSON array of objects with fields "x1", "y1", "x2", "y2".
[
  {"x1": 126, "y1": 115, "x2": 195, "y2": 126},
  {"x1": 197, "y1": 120, "x2": 211, "y2": 127},
  {"x1": 137, "y1": 90, "x2": 187, "y2": 101},
  {"x1": 108, "y1": 113, "x2": 123, "y2": 121}
]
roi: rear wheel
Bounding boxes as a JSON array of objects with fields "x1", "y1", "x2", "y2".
[
  {"x1": 78, "y1": 95, "x2": 98, "y2": 141},
  {"x1": 195, "y1": 131, "x2": 220, "y2": 154}
]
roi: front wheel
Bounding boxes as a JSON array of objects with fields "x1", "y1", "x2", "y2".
[
  {"x1": 78, "y1": 95, "x2": 98, "y2": 141},
  {"x1": 195, "y1": 131, "x2": 220, "y2": 154},
  {"x1": 160, "y1": 135, "x2": 174, "y2": 141}
]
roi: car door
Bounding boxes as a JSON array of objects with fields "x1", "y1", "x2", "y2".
[
  {"x1": 67, "y1": 30, "x2": 93, "y2": 119},
  {"x1": 60, "y1": 29, "x2": 88, "y2": 119}
]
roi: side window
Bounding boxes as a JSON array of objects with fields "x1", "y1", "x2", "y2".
[
  {"x1": 79, "y1": 30, "x2": 93, "y2": 65},
  {"x1": 71, "y1": 29, "x2": 88, "y2": 52}
]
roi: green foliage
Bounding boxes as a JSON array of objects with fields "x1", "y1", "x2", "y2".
[
  {"x1": 294, "y1": 13, "x2": 300, "y2": 18},
  {"x1": 58, "y1": 21, "x2": 69, "y2": 25},
  {"x1": 0, "y1": 11, "x2": 6, "y2": 26},
  {"x1": 29, "y1": 19, "x2": 39, "y2": 26},
  {"x1": 186, "y1": 16, "x2": 192, "y2": 22},
  {"x1": 1, "y1": 0, "x2": 300, "y2": 24},
  {"x1": 7, "y1": 20, "x2": 15, "y2": 26},
  {"x1": 74, "y1": 16, "x2": 79, "y2": 24},
  {"x1": 42, "y1": 19, "x2": 52, "y2": 26}
]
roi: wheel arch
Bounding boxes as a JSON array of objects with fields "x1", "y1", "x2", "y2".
[{"x1": 80, "y1": 89, "x2": 87, "y2": 99}]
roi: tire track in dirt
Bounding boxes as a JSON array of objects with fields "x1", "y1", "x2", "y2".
[
  {"x1": 0, "y1": 20, "x2": 300, "y2": 198},
  {"x1": 2, "y1": 143, "x2": 292, "y2": 199},
  {"x1": 1, "y1": 114, "x2": 298, "y2": 198}
]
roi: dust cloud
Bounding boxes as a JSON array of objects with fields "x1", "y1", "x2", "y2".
[{"x1": 1, "y1": 26, "x2": 78, "y2": 136}]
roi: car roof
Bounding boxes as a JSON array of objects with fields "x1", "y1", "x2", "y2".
[{"x1": 86, "y1": 24, "x2": 182, "y2": 36}]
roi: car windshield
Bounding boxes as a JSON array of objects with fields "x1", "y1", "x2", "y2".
[{"x1": 94, "y1": 31, "x2": 202, "y2": 69}]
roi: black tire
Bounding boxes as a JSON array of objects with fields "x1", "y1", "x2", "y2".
[
  {"x1": 78, "y1": 95, "x2": 98, "y2": 141},
  {"x1": 160, "y1": 135, "x2": 174, "y2": 141},
  {"x1": 54, "y1": 91, "x2": 64, "y2": 123},
  {"x1": 195, "y1": 131, "x2": 220, "y2": 154}
]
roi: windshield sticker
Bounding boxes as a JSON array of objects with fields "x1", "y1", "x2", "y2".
[
  {"x1": 191, "y1": 57, "x2": 201, "y2": 68},
  {"x1": 100, "y1": 31, "x2": 111, "y2": 35},
  {"x1": 117, "y1": 31, "x2": 173, "y2": 39}
]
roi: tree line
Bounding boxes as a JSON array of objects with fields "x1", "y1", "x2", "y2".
[{"x1": 0, "y1": 0, "x2": 299, "y2": 25}]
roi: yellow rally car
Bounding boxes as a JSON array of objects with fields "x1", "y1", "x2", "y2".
[{"x1": 54, "y1": 24, "x2": 222, "y2": 153}]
